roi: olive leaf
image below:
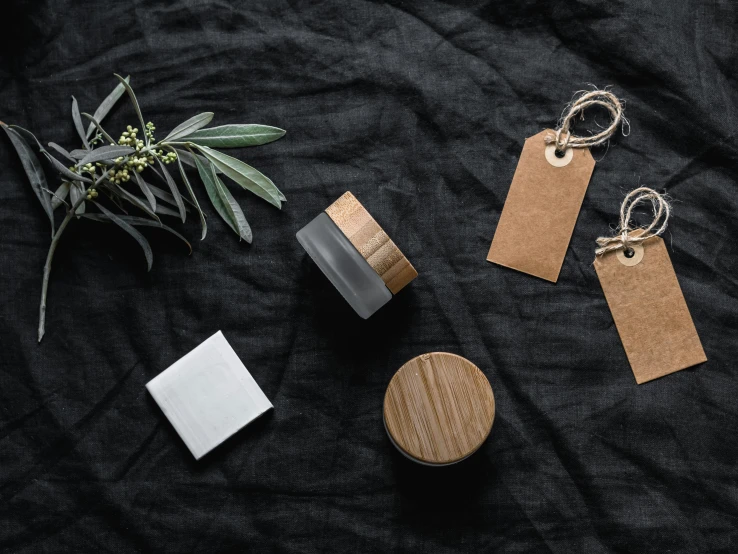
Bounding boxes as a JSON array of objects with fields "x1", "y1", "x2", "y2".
[
  {"x1": 154, "y1": 204, "x2": 182, "y2": 218},
  {"x1": 83, "y1": 213, "x2": 192, "y2": 255},
  {"x1": 193, "y1": 144, "x2": 283, "y2": 208},
  {"x1": 156, "y1": 158, "x2": 186, "y2": 222},
  {"x1": 193, "y1": 154, "x2": 251, "y2": 242},
  {"x1": 182, "y1": 124, "x2": 285, "y2": 148},
  {"x1": 71, "y1": 96, "x2": 89, "y2": 149},
  {"x1": 78, "y1": 145, "x2": 135, "y2": 166},
  {"x1": 147, "y1": 182, "x2": 192, "y2": 211},
  {"x1": 68, "y1": 149, "x2": 87, "y2": 159},
  {"x1": 112, "y1": 183, "x2": 161, "y2": 222},
  {"x1": 45, "y1": 154, "x2": 93, "y2": 183},
  {"x1": 48, "y1": 142, "x2": 76, "y2": 162},
  {"x1": 174, "y1": 148, "x2": 222, "y2": 174},
  {"x1": 1, "y1": 123, "x2": 54, "y2": 233},
  {"x1": 86, "y1": 76, "x2": 129, "y2": 138},
  {"x1": 163, "y1": 112, "x2": 214, "y2": 143},
  {"x1": 92, "y1": 201, "x2": 153, "y2": 271},
  {"x1": 173, "y1": 152, "x2": 207, "y2": 240},
  {"x1": 69, "y1": 182, "x2": 86, "y2": 216},
  {"x1": 133, "y1": 171, "x2": 157, "y2": 212},
  {"x1": 51, "y1": 182, "x2": 70, "y2": 210},
  {"x1": 82, "y1": 113, "x2": 117, "y2": 145},
  {"x1": 114, "y1": 74, "x2": 148, "y2": 146}
]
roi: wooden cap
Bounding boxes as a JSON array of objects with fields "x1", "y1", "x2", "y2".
[
  {"x1": 325, "y1": 192, "x2": 417, "y2": 294},
  {"x1": 383, "y1": 353, "x2": 495, "y2": 465}
]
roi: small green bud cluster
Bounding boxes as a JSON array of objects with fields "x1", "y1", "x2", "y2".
[
  {"x1": 118, "y1": 125, "x2": 145, "y2": 151},
  {"x1": 85, "y1": 188, "x2": 99, "y2": 201},
  {"x1": 108, "y1": 166, "x2": 131, "y2": 184},
  {"x1": 145, "y1": 121, "x2": 156, "y2": 140},
  {"x1": 157, "y1": 150, "x2": 178, "y2": 164},
  {"x1": 81, "y1": 163, "x2": 96, "y2": 175}
]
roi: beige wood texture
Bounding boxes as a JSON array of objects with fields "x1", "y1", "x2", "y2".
[
  {"x1": 383, "y1": 352, "x2": 495, "y2": 465},
  {"x1": 325, "y1": 192, "x2": 417, "y2": 294},
  {"x1": 595, "y1": 236, "x2": 707, "y2": 384},
  {"x1": 487, "y1": 129, "x2": 596, "y2": 282}
]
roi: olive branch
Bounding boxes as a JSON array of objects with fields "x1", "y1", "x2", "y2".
[{"x1": 2, "y1": 74, "x2": 286, "y2": 342}]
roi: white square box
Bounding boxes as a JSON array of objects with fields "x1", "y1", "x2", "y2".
[{"x1": 146, "y1": 331, "x2": 273, "y2": 459}]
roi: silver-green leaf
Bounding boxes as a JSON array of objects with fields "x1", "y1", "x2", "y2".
[
  {"x1": 182, "y1": 124, "x2": 285, "y2": 148},
  {"x1": 1, "y1": 123, "x2": 54, "y2": 233},
  {"x1": 114, "y1": 74, "x2": 148, "y2": 146},
  {"x1": 86, "y1": 76, "x2": 129, "y2": 138},
  {"x1": 83, "y1": 213, "x2": 192, "y2": 255},
  {"x1": 92, "y1": 201, "x2": 153, "y2": 271},
  {"x1": 156, "y1": 158, "x2": 186, "y2": 222},
  {"x1": 112, "y1": 183, "x2": 160, "y2": 222},
  {"x1": 78, "y1": 145, "x2": 134, "y2": 166},
  {"x1": 133, "y1": 171, "x2": 156, "y2": 212},
  {"x1": 48, "y1": 142, "x2": 75, "y2": 162},
  {"x1": 51, "y1": 182, "x2": 71, "y2": 210},
  {"x1": 71, "y1": 96, "x2": 89, "y2": 149},
  {"x1": 69, "y1": 182, "x2": 86, "y2": 216},
  {"x1": 173, "y1": 151, "x2": 207, "y2": 240},
  {"x1": 163, "y1": 112, "x2": 214, "y2": 143},
  {"x1": 193, "y1": 144, "x2": 283, "y2": 208},
  {"x1": 193, "y1": 154, "x2": 251, "y2": 242}
]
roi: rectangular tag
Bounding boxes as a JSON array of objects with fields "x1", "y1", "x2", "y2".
[
  {"x1": 594, "y1": 237, "x2": 706, "y2": 384},
  {"x1": 487, "y1": 129, "x2": 596, "y2": 282}
]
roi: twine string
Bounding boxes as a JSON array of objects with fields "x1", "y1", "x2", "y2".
[
  {"x1": 595, "y1": 187, "x2": 670, "y2": 256},
  {"x1": 545, "y1": 89, "x2": 627, "y2": 152}
]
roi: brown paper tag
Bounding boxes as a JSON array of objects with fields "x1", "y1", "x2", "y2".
[
  {"x1": 594, "y1": 236, "x2": 706, "y2": 384},
  {"x1": 487, "y1": 129, "x2": 596, "y2": 282}
]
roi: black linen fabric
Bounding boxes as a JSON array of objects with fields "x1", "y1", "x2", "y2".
[{"x1": 1, "y1": 1, "x2": 737, "y2": 552}]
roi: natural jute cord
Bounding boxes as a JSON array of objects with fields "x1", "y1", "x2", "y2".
[
  {"x1": 595, "y1": 187, "x2": 671, "y2": 256},
  {"x1": 545, "y1": 88, "x2": 628, "y2": 151}
]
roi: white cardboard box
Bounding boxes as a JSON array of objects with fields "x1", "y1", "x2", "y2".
[{"x1": 146, "y1": 331, "x2": 273, "y2": 459}]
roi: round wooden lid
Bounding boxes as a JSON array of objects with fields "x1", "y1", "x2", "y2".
[{"x1": 383, "y1": 353, "x2": 495, "y2": 465}]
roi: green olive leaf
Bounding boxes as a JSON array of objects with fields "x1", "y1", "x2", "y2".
[
  {"x1": 71, "y1": 96, "x2": 89, "y2": 149},
  {"x1": 193, "y1": 154, "x2": 251, "y2": 242},
  {"x1": 78, "y1": 145, "x2": 134, "y2": 166},
  {"x1": 163, "y1": 112, "x2": 214, "y2": 143},
  {"x1": 193, "y1": 144, "x2": 283, "y2": 208},
  {"x1": 51, "y1": 182, "x2": 70, "y2": 210},
  {"x1": 82, "y1": 113, "x2": 117, "y2": 145},
  {"x1": 48, "y1": 142, "x2": 76, "y2": 162},
  {"x1": 92, "y1": 201, "x2": 153, "y2": 271},
  {"x1": 69, "y1": 182, "x2": 86, "y2": 216},
  {"x1": 156, "y1": 158, "x2": 186, "y2": 222},
  {"x1": 173, "y1": 151, "x2": 207, "y2": 240},
  {"x1": 180, "y1": 124, "x2": 285, "y2": 148},
  {"x1": 1, "y1": 123, "x2": 54, "y2": 233},
  {"x1": 174, "y1": 148, "x2": 222, "y2": 174},
  {"x1": 146, "y1": 182, "x2": 192, "y2": 211},
  {"x1": 114, "y1": 74, "x2": 149, "y2": 146},
  {"x1": 112, "y1": 183, "x2": 161, "y2": 222},
  {"x1": 86, "y1": 76, "x2": 129, "y2": 138},
  {"x1": 44, "y1": 153, "x2": 93, "y2": 183},
  {"x1": 83, "y1": 213, "x2": 192, "y2": 255},
  {"x1": 132, "y1": 171, "x2": 156, "y2": 212}
]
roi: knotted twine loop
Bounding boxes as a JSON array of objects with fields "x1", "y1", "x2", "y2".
[
  {"x1": 545, "y1": 88, "x2": 628, "y2": 152},
  {"x1": 595, "y1": 187, "x2": 671, "y2": 256}
]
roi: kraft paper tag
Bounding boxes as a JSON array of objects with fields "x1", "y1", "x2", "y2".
[
  {"x1": 487, "y1": 129, "x2": 596, "y2": 282},
  {"x1": 594, "y1": 236, "x2": 706, "y2": 384}
]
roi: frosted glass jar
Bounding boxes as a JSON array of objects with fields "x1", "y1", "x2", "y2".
[{"x1": 296, "y1": 192, "x2": 417, "y2": 318}]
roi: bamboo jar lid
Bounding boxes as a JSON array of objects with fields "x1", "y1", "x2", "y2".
[
  {"x1": 383, "y1": 353, "x2": 495, "y2": 466},
  {"x1": 325, "y1": 192, "x2": 417, "y2": 294}
]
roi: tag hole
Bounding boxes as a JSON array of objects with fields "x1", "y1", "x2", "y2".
[
  {"x1": 624, "y1": 247, "x2": 635, "y2": 259},
  {"x1": 554, "y1": 149, "x2": 566, "y2": 159}
]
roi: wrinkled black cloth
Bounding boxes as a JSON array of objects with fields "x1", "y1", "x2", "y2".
[{"x1": 1, "y1": 1, "x2": 737, "y2": 552}]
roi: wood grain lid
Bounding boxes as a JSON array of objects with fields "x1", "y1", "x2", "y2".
[
  {"x1": 383, "y1": 353, "x2": 495, "y2": 466},
  {"x1": 325, "y1": 192, "x2": 417, "y2": 294}
]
